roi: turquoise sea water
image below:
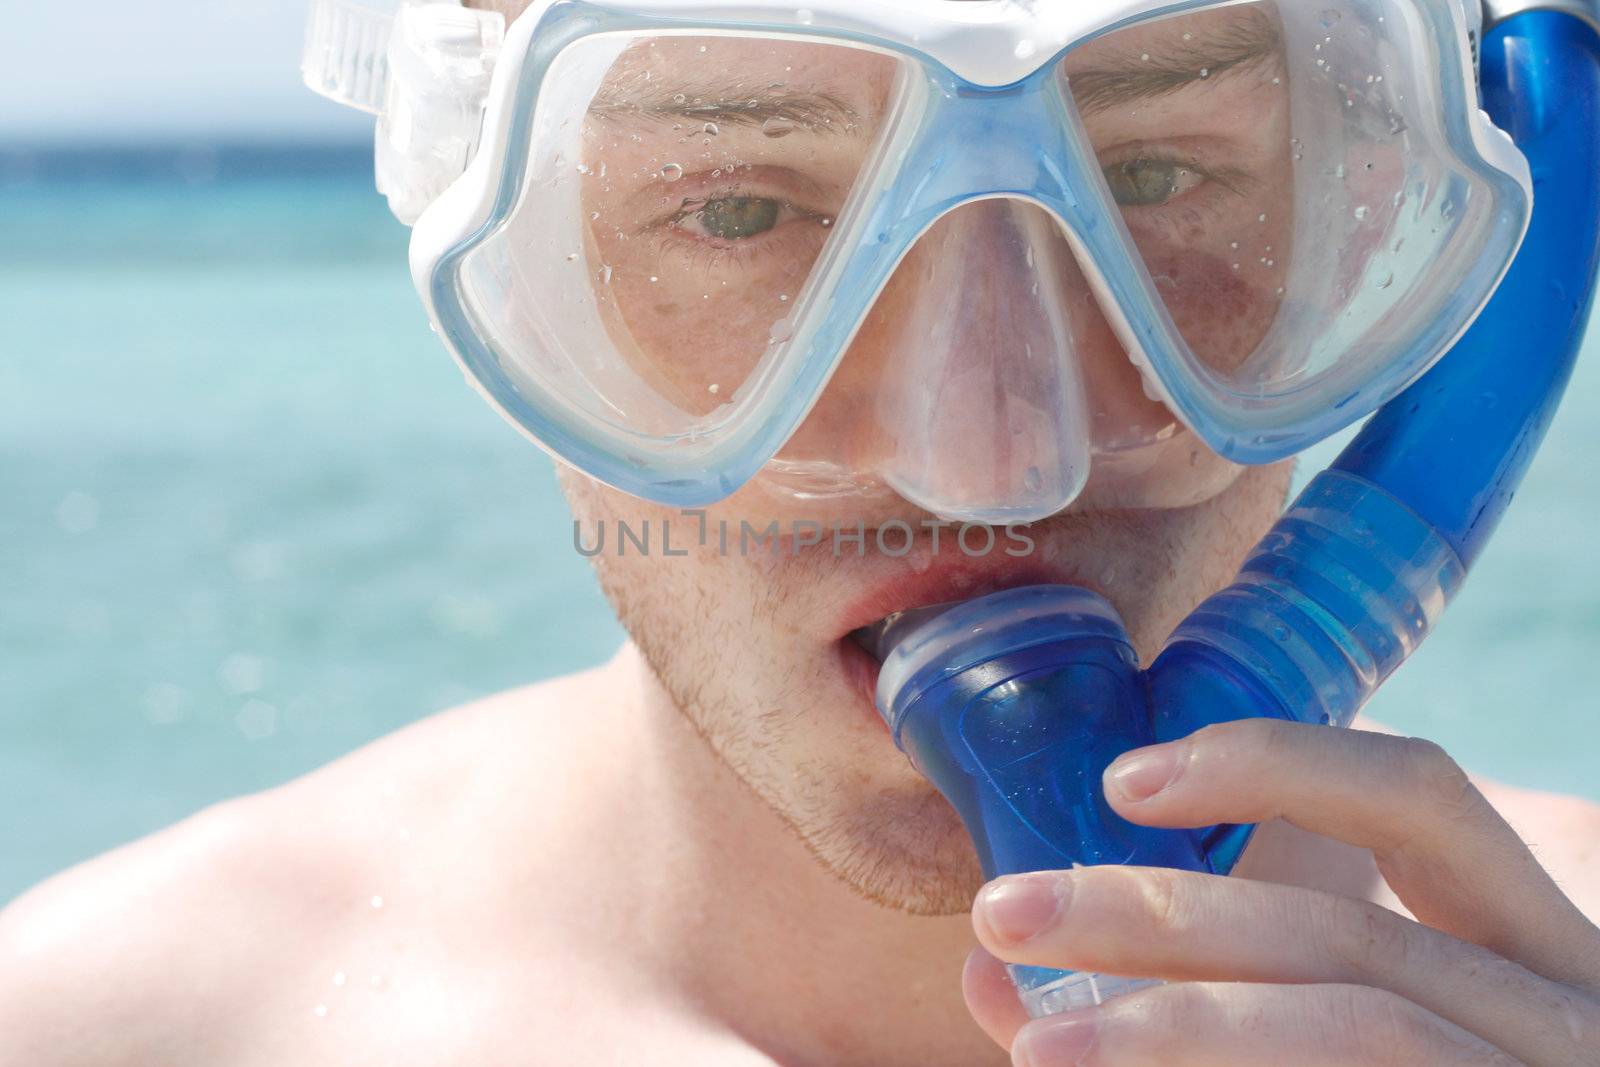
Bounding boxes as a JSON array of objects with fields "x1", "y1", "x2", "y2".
[{"x1": 2, "y1": 148, "x2": 1596, "y2": 904}]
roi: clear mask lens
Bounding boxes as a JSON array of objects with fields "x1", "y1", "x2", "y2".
[
  {"x1": 1060, "y1": 0, "x2": 1515, "y2": 408},
  {"x1": 455, "y1": 33, "x2": 901, "y2": 441}
]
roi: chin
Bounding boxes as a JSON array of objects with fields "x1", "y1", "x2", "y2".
[{"x1": 802, "y1": 780, "x2": 988, "y2": 916}]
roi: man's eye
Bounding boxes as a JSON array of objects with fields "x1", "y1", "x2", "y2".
[
  {"x1": 680, "y1": 196, "x2": 783, "y2": 240},
  {"x1": 1102, "y1": 159, "x2": 1206, "y2": 207}
]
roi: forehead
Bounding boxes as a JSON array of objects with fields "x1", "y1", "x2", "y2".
[
  {"x1": 582, "y1": 5, "x2": 1280, "y2": 132},
  {"x1": 1068, "y1": 5, "x2": 1279, "y2": 65},
  {"x1": 592, "y1": 35, "x2": 900, "y2": 125},
  {"x1": 588, "y1": 4, "x2": 1278, "y2": 86},
  {"x1": 602, "y1": 34, "x2": 897, "y2": 87}
]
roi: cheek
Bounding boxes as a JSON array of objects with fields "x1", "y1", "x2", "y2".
[
  {"x1": 1142, "y1": 244, "x2": 1287, "y2": 375},
  {"x1": 598, "y1": 266, "x2": 794, "y2": 415}
]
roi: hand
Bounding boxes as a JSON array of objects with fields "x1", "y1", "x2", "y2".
[{"x1": 961, "y1": 720, "x2": 1600, "y2": 1065}]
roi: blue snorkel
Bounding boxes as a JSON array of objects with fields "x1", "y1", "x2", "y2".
[{"x1": 869, "y1": 7, "x2": 1600, "y2": 1016}]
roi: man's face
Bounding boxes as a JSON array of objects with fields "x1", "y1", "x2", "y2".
[
  {"x1": 565, "y1": 465, "x2": 1290, "y2": 915},
  {"x1": 478, "y1": 0, "x2": 1299, "y2": 913}
]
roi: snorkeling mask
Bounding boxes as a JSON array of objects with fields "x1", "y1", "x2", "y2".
[{"x1": 304, "y1": 0, "x2": 1600, "y2": 1016}]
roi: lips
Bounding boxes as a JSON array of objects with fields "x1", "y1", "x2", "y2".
[
  {"x1": 831, "y1": 549, "x2": 1107, "y2": 739},
  {"x1": 833, "y1": 555, "x2": 1096, "y2": 654},
  {"x1": 847, "y1": 600, "x2": 960, "y2": 662},
  {"x1": 836, "y1": 637, "x2": 889, "y2": 734}
]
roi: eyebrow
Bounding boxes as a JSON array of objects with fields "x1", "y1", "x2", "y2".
[
  {"x1": 1067, "y1": 16, "x2": 1284, "y2": 116},
  {"x1": 588, "y1": 82, "x2": 865, "y2": 135}
]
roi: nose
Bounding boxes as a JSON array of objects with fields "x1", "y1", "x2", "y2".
[{"x1": 799, "y1": 197, "x2": 1162, "y2": 523}]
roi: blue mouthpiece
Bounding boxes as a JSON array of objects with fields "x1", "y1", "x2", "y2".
[{"x1": 872, "y1": 11, "x2": 1600, "y2": 1019}]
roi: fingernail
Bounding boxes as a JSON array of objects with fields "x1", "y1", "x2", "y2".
[
  {"x1": 1013, "y1": 1013, "x2": 1098, "y2": 1067},
  {"x1": 976, "y1": 873, "x2": 1070, "y2": 945},
  {"x1": 1106, "y1": 742, "x2": 1183, "y2": 802}
]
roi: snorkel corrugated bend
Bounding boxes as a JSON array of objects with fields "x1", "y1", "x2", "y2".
[{"x1": 1148, "y1": 10, "x2": 1600, "y2": 757}]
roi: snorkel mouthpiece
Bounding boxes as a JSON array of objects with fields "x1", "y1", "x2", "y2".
[
  {"x1": 874, "y1": 586, "x2": 1204, "y2": 1015},
  {"x1": 874, "y1": 10, "x2": 1600, "y2": 1020}
]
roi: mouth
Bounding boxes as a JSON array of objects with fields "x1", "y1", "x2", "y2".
[
  {"x1": 839, "y1": 602, "x2": 960, "y2": 738},
  {"x1": 846, "y1": 602, "x2": 960, "y2": 662},
  {"x1": 835, "y1": 556, "x2": 1103, "y2": 735}
]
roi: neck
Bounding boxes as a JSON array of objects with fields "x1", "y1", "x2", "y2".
[{"x1": 598, "y1": 642, "x2": 1007, "y2": 1067}]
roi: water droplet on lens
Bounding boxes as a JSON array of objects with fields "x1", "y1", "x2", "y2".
[
  {"x1": 1353, "y1": 205, "x2": 1368, "y2": 220},
  {"x1": 703, "y1": 122, "x2": 719, "y2": 136},
  {"x1": 796, "y1": 7, "x2": 815, "y2": 25},
  {"x1": 660, "y1": 163, "x2": 684, "y2": 182},
  {"x1": 1375, "y1": 273, "x2": 1394, "y2": 289},
  {"x1": 1014, "y1": 38, "x2": 1037, "y2": 60},
  {"x1": 761, "y1": 116, "x2": 795, "y2": 138}
]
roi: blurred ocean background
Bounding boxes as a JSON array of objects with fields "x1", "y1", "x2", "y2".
[{"x1": 2, "y1": 5, "x2": 1597, "y2": 904}]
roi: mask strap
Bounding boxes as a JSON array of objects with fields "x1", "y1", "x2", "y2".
[
  {"x1": 302, "y1": 0, "x2": 404, "y2": 114},
  {"x1": 303, "y1": 0, "x2": 505, "y2": 223}
]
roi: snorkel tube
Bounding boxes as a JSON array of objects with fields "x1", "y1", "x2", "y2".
[{"x1": 869, "y1": 7, "x2": 1600, "y2": 1017}]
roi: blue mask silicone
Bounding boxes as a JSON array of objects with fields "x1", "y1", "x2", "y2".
[{"x1": 873, "y1": 9, "x2": 1600, "y2": 1018}]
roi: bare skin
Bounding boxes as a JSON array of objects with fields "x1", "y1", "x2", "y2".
[
  {"x1": 0, "y1": 634, "x2": 1596, "y2": 1066},
  {"x1": 4, "y1": 3, "x2": 1599, "y2": 1062}
]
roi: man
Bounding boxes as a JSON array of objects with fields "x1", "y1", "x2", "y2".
[{"x1": 4, "y1": 0, "x2": 1598, "y2": 1063}]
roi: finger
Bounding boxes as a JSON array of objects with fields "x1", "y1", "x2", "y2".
[
  {"x1": 1101, "y1": 720, "x2": 1600, "y2": 987},
  {"x1": 972, "y1": 867, "x2": 1600, "y2": 1067},
  {"x1": 1009, "y1": 982, "x2": 1521, "y2": 1067},
  {"x1": 963, "y1": 945, "x2": 1030, "y2": 1050}
]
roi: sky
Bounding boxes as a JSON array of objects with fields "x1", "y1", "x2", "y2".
[{"x1": 10, "y1": 2, "x2": 372, "y2": 144}]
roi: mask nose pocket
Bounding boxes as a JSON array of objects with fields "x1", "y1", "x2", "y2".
[{"x1": 858, "y1": 199, "x2": 1100, "y2": 522}]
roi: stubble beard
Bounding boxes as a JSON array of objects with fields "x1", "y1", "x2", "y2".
[
  {"x1": 568, "y1": 463, "x2": 1295, "y2": 920},
  {"x1": 614, "y1": 582, "x2": 989, "y2": 917}
]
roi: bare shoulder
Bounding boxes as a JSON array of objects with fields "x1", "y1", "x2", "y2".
[
  {"x1": 0, "y1": 788, "x2": 349, "y2": 1066},
  {"x1": 0, "y1": 656, "x2": 623, "y2": 1066},
  {"x1": 1478, "y1": 777, "x2": 1600, "y2": 921}
]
